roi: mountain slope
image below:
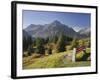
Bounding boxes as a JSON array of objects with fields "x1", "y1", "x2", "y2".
[
  {"x1": 78, "y1": 27, "x2": 90, "y2": 37},
  {"x1": 23, "y1": 30, "x2": 30, "y2": 39},
  {"x1": 24, "y1": 20, "x2": 89, "y2": 38}
]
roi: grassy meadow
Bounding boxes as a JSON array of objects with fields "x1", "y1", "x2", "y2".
[
  {"x1": 23, "y1": 34, "x2": 91, "y2": 69},
  {"x1": 23, "y1": 51, "x2": 90, "y2": 69}
]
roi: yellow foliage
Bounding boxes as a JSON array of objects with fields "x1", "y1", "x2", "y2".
[{"x1": 76, "y1": 51, "x2": 84, "y2": 60}]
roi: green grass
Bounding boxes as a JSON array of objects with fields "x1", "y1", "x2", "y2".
[{"x1": 23, "y1": 50, "x2": 90, "y2": 69}]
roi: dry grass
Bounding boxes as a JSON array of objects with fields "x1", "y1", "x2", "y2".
[{"x1": 23, "y1": 50, "x2": 90, "y2": 69}]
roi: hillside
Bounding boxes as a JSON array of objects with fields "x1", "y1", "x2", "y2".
[{"x1": 24, "y1": 20, "x2": 89, "y2": 39}]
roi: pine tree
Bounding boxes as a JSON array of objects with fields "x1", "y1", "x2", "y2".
[
  {"x1": 53, "y1": 35, "x2": 58, "y2": 43},
  {"x1": 23, "y1": 36, "x2": 33, "y2": 51},
  {"x1": 56, "y1": 33, "x2": 66, "y2": 52},
  {"x1": 71, "y1": 38, "x2": 77, "y2": 49},
  {"x1": 35, "y1": 38, "x2": 45, "y2": 54}
]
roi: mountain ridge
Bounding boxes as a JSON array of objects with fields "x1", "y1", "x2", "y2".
[{"x1": 24, "y1": 20, "x2": 90, "y2": 39}]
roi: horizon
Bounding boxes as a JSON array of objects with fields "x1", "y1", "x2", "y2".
[{"x1": 23, "y1": 10, "x2": 91, "y2": 32}]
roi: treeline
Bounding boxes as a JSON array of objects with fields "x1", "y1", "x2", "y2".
[
  {"x1": 23, "y1": 36, "x2": 33, "y2": 51},
  {"x1": 23, "y1": 33, "x2": 73, "y2": 56},
  {"x1": 23, "y1": 32, "x2": 90, "y2": 57}
]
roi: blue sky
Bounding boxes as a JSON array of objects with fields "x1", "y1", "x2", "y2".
[{"x1": 23, "y1": 10, "x2": 91, "y2": 31}]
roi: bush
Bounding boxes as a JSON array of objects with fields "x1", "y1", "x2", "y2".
[
  {"x1": 23, "y1": 52, "x2": 28, "y2": 57},
  {"x1": 81, "y1": 48, "x2": 91, "y2": 61},
  {"x1": 71, "y1": 38, "x2": 78, "y2": 49},
  {"x1": 87, "y1": 56, "x2": 91, "y2": 61},
  {"x1": 78, "y1": 40, "x2": 84, "y2": 47},
  {"x1": 76, "y1": 51, "x2": 84, "y2": 61},
  {"x1": 85, "y1": 48, "x2": 91, "y2": 54},
  {"x1": 47, "y1": 49, "x2": 52, "y2": 54},
  {"x1": 76, "y1": 48, "x2": 91, "y2": 61},
  {"x1": 31, "y1": 54, "x2": 42, "y2": 58},
  {"x1": 27, "y1": 46, "x2": 34, "y2": 56},
  {"x1": 35, "y1": 46, "x2": 45, "y2": 54},
  {"x1": 52, "y1": 49, "x2": 57, "y2": 54},
  {"x1": 84, "y1": 39, "x2": 91, "y2": 47},
  {"x1": 66, "y1": 45, "x2": 72, "y2": 51}
]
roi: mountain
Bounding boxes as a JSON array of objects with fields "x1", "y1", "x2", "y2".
[
  {"x1": 23, "y1": 30, "x2": 30, "y2": 39},
  {"x1": 23, "y1": 30, "x2": 35, "y2": 40},
  {"x1": 24, "y1": 20, "x2": 89, "y2": 38},
  {"x1": 78, "y1": 27, "x2": 90, "y2": 37}
]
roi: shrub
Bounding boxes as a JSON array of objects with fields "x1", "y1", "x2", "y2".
[
  {"x1": 78, "y1": 40, "x2": 84, "y2": 47},
  {"x1": 84, "y1": 39, "x2": 91, "y2": 47},
  {"x1": 35, "y1": 46, "x2": 45, "y2": 54},
  {"x1": 31, "y1": 54, "x2": 42, "y2": 58},
  {"x1": 76, "y1": 51, "x2": 84, "y2": 61},
  {"x1": 87, "y1": 56, "x2": 91, "y2": 61},
  {"x1": 23, "y1": 52, "x2": 28, "y2": 57},
  {"x1": 85, "y1": 48, "x2": 91, "y2": 54},
  {"x1": 81, "y1": 48, "x2": 91, "y2": 61},
  {"x1": 66, "y1": 45, "x2": 72, "y2": 51},
  {"x1": 45, "y1": 48, "x2": 52, "y2": 55},
  {"x1": 52, "y1": 49, "x2": 57, "y2": 54},
  {"x1": 27, "y1": 46, "x2": 34, "y2": 56},
  {"x1": 71, "y1": 38, "x2": 78, "y2": 49}
]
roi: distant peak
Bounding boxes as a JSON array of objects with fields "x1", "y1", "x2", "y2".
[
  {"x1": 28, "y1": 24, "x2": 36, "y2": 27},
  {"x1": 51, "y1": 20, "x2": 61, "y2": 24},
  {"x1": 54, "y1": 20, "x2": 60, "y2": 23}
]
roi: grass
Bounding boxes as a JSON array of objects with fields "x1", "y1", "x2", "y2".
[{"x1": 23, "y1": 50, "x2": 91, "y2": 69}]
